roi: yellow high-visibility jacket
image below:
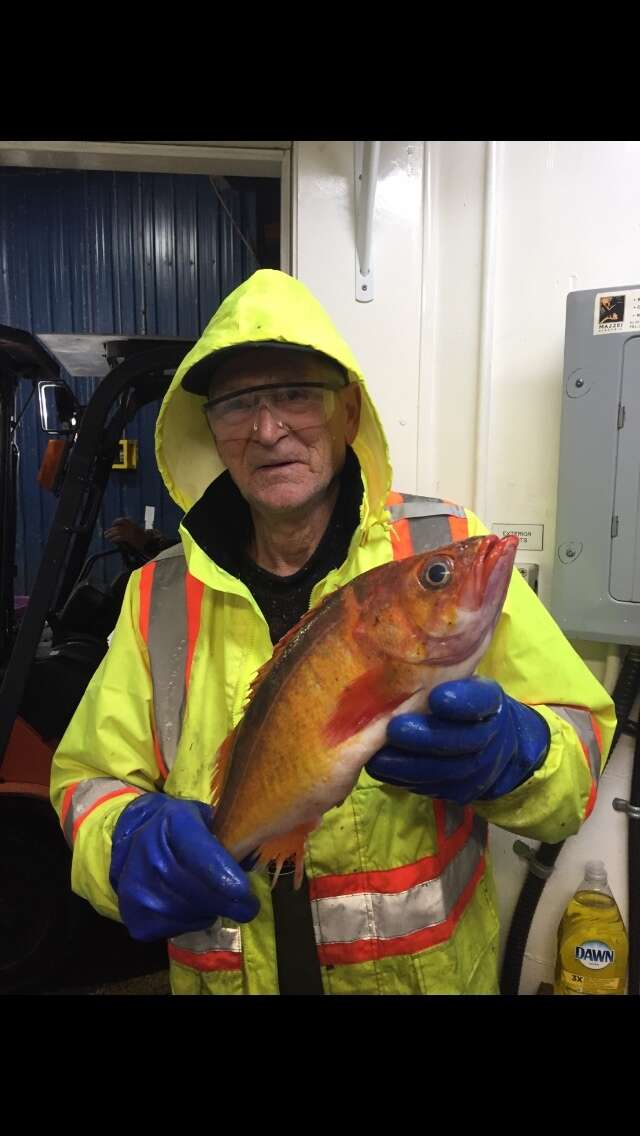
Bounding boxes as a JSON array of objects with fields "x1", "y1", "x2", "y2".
[{"x1": 51, "y1": 270, "x2": 615, "y2": 994}]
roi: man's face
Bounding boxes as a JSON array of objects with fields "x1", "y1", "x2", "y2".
[{"x1": 206, "y1": 347, "x2": 361, "y2": 515}]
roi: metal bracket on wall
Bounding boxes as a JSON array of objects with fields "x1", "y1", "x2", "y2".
[
  {"x1": 613, "y1": 797, "x2": 640, "y2": 820},
  {"x1": 354, "y1": 141, "x2": 381, "y2": 303},
  {"x1": 512, "y1": 839, "x2": 556, "y2": 879}
]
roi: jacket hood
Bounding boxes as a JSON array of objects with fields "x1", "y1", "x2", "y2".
[{"x1": 155, "y1": 269, "x2": 392, "y2": 531}]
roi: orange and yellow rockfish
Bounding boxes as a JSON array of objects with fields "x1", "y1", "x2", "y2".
[{"x1": 211, "y1": 534, "x2": 518, "y2": 885}]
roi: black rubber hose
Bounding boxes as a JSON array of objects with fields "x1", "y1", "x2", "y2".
[
  {"x1": 500, "y1": 841, "x2": 564, "y2": 995},
  {"x1": 500, "y1": 648, "x2": 640, "y2": 996},
  {"x1": 611, "y1": 648, "x2": 640, "y2": 754},
  {"x1": 628, "y1": 721, "x2": 640, "y2": 996}
]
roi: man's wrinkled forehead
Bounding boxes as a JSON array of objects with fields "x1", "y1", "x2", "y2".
[{"x1": 207, "y1": 347, "x2": 344, "y2": 400}]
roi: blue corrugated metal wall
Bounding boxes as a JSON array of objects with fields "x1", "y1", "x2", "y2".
[{"x1": 0, "y1": 168, "x2": 259, "y2": 593}]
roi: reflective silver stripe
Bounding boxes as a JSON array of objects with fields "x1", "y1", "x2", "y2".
[
  {"x1": 312, "y1": 817, "x2": 486, "y2": 946},
  {"x1": 444, "y1": 802, "x2": 466, "y2": 837},
  {"x1": 62, "y1": 777, "x2": 140, "y2": 846},
  {"x1": 388, "y1": 497, "x2": 466, "y2": 521},
  {"x1": 170, "y1": 924, "x2": 242, "y2": 955},
  {"x1": 389, "y1": 495, "x2": 467, "y2": 551},
  {"x1": 548, "y1": 704, "x2": 602, "y2": 782},
  {"x1": 147, "y1": 546, "x2": 188, "y2": 772},
  {"x1": 409, "y1": 513, "x2": 453, "y2": 549}
]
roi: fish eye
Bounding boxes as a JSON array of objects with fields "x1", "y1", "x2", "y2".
[{"x1": 419, "y1": 557, "x2": 453, "y2": 589}]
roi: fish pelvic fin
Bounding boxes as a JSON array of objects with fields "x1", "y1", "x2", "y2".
[{"x1": 257, "y1": 820, "x2": 319, "y2": 891}]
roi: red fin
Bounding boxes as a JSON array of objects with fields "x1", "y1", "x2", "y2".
[
  {"x1": 212, "y1": 607, "x2": 329, "y2": 807},
  {"x1": 324, "y1": 665, "x2": 414, "y2": 747},
  {"x1": 211, "y1": 728, "x2": 237, "y2": 808},
  {"x1": 256, "y1": 820, "x2": 318, "y2": 891}
]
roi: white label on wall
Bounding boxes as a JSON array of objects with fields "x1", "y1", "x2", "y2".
[
  {"x1": 593, "y1": 289, "x2": 640, "y2": 334},
  {"x1": 491, "y1": 523, "x2": 544, "y2": 551}
]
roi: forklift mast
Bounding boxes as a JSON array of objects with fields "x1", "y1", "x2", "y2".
[
  {"x1": 0, "y1": 328, "x2": 193, "y2": 993},
  {"x1": 0, "y1": 328, "x2": 60, "y2": 665},
  {"x1": 0, "y1": 331, "x2": 193, "y2": 770}
]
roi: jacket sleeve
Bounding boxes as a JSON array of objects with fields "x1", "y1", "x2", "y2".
[
  {"x1": 49, "y1": 570, "x2": 162, "y2": 921},
  {"x1": 464, "y1": 509, "x2": 616, "y2": 842}
]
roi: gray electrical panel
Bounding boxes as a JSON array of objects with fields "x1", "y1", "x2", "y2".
[{"x1": 551, "y1": 286, "x2": 640, "y2": 646}]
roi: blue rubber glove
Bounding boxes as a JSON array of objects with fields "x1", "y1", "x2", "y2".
[
  {"x1": 109, "y1": 794, "x2": 260, "y2": 941},
  {"x1": 366, "y1": 677, "x2": 550, "y2": 806}
]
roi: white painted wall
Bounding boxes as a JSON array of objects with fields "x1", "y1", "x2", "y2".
[
  {"x1": 293, "y1": 141, "x2": 425, "y2": 492},
  {"x1": 293, "y1": 139, "x2": 639, "y2": 993}
]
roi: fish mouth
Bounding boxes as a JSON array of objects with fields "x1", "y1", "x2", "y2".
[
  {"x1": 421, "y1": 535, "x2": 518, "y2": 666},
  {"x1": 460, "y1": 534, "x2": 518, "y2": 612}
]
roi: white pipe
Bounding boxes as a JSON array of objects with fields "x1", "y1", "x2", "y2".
[
  {"x1": 356, "y1": 141, "x2": 381, "y2": 277},
  {"x1": 417, "y1": 141, "x2": 440, "y2": 494},
  {"x1": 281, "y1": 147, "x2": 295, "y2": 276},
  {"x1": 473, "y1": 140, "x2": 499, "y2": 521}
]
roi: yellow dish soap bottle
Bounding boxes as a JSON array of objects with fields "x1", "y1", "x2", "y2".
[{"x1": 554, "y1": 860, "x2": 628, "y2": 994}]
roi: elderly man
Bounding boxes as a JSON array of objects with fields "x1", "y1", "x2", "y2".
[{"x1": 51, "y1": 270, "x2": 614, "y2": 995}]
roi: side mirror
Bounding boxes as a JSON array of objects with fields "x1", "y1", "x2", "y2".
[{"x1": 37, "y1": 380, "x2": 81, "y2": 436}]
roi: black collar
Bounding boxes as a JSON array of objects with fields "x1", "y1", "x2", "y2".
[{"x1": 182, "y1": 446, "x2": 364, "y2": 581}]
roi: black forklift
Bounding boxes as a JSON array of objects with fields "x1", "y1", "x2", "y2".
[{"x1": 0, "y1": 327, "x2": 194, "y2": 994}]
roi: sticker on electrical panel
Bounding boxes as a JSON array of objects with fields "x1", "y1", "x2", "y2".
[{"x1": 593, "y1": 289, "x2": 640, "y2": 335}]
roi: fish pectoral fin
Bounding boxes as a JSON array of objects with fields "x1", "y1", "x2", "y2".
[
  {"x1": 257, "y1": 819, "x2": 320, "y2": 891},
  {"x1": 323, "y1": 663, "x2": 414, "y2": 747}
]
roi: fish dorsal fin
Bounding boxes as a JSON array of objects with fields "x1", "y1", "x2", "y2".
[
  {"x1": 212, "y1": 595, "x2": 339, "y2": 807},
  {"x1": 212, "y1": 593, "x2": 340, "y2": 804},
  {"x1": 244, "y1": 589, "x2": 340, "y2": 707}
]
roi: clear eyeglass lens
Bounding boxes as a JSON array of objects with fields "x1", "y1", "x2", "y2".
[{"x1": 204, "y1": 384, "x2": 336, "y2": 440}]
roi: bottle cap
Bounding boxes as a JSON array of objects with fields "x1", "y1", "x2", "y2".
[{"x1": 585, "y1": 859, "x2": 607, "y2": 882}]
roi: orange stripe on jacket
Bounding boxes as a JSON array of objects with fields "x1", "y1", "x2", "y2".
[
  {"x1": 385, "y1": 491, "x2": 414, "y2": 561},
  {"x1": 152, "y1": 734, "x2": 170, "y2": 782},
  {"x1": 316, "y1": 856, "x2": 486, "y2": 967},
  {"x1": 168, "y1": 945, "x2": 242, "y2": 972},
  {"x1": 138, "y1": 561, "x2": 156, "y2": 642},
  {"x1": 71, "y1": 787, "x2": 142, "y2": 844},
  {"x1": 310, "y1": 807, "x2": 475, "y2": 901},
  {"x1": 60, "y1": 781, "x2": 81, "y2": 832},
  {"x1": 448, "y1": 514, "x2": 469, "y2": 542},
  {"x1": 185, "y1": 573, "x2": 205, "y2": 690},
  {"x1": 138, "y1": 562, "x2": 169, "y2": 780}
]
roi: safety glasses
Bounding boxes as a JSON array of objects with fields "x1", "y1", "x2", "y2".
[{"x1": 202, "y1": 380, "x2": 343, "y2": 442}]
